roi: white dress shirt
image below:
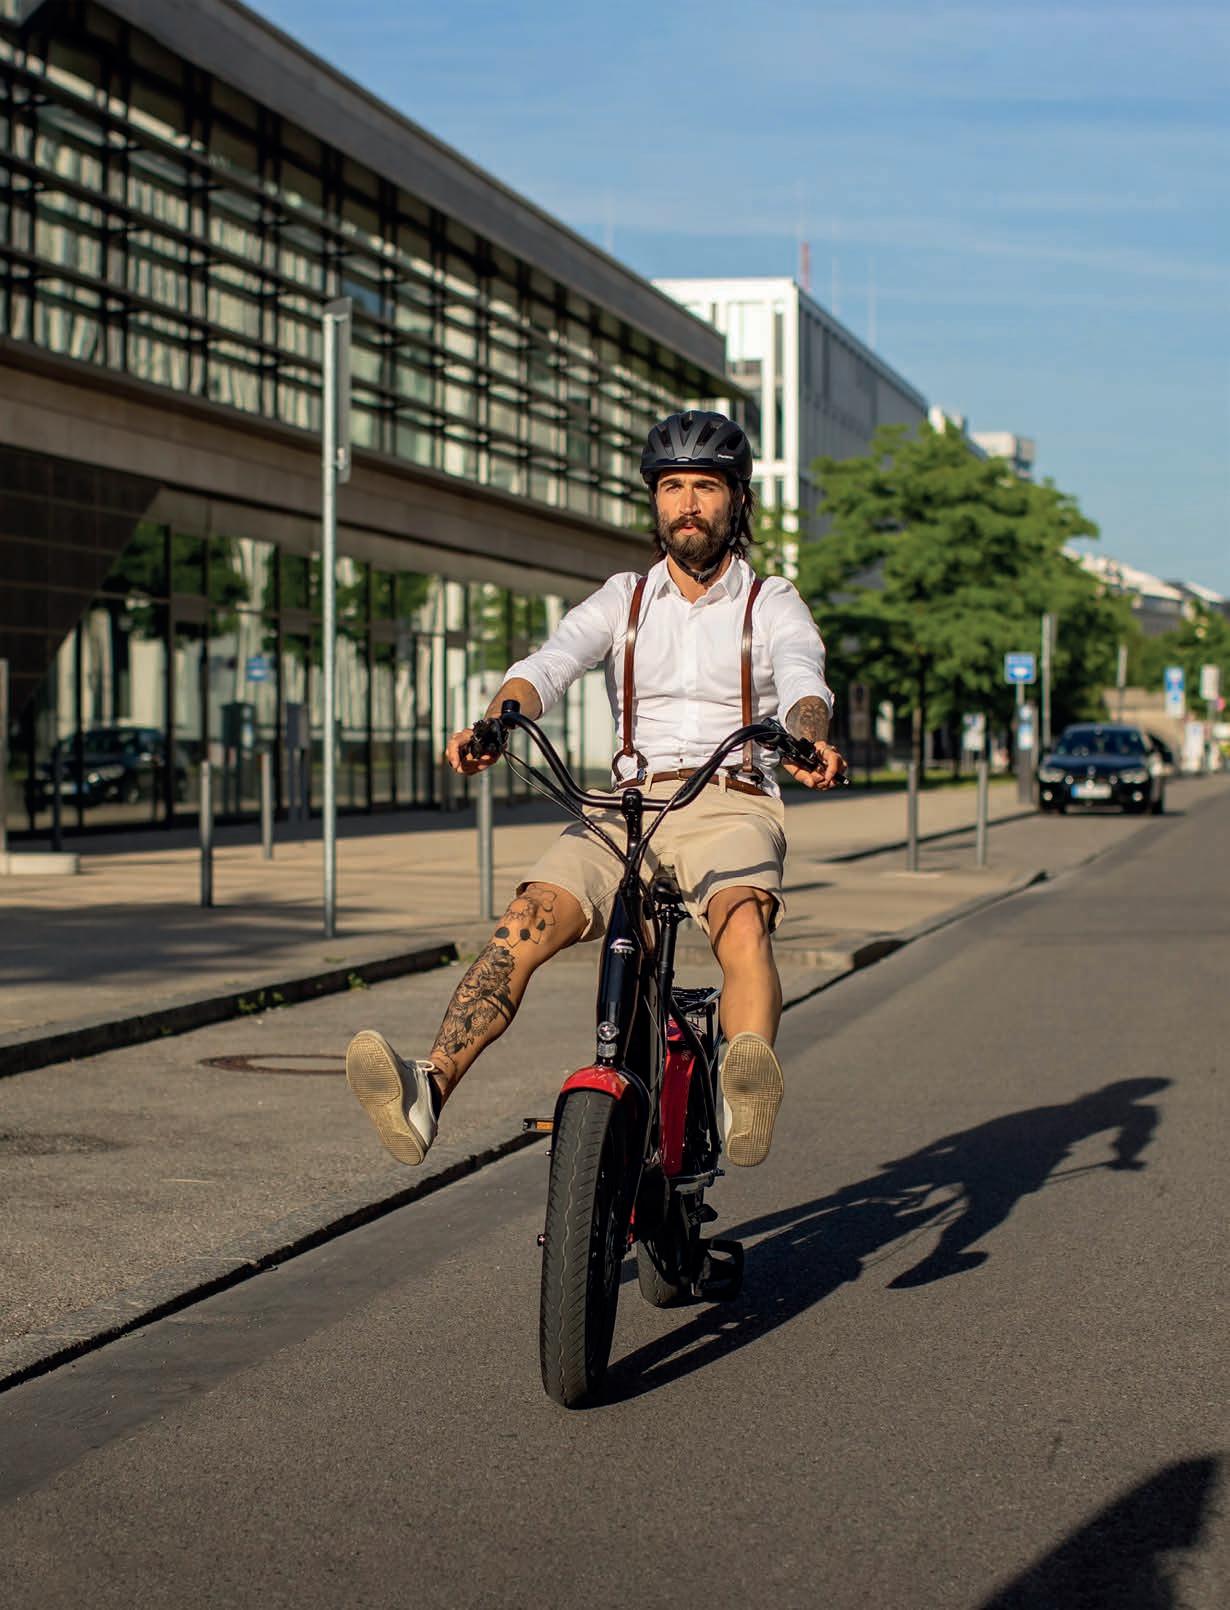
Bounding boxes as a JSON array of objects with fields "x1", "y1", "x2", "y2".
[{"x1": 505, "y1": 556, "x2": 833, "y2": 794}]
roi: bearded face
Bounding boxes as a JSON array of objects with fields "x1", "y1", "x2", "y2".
[{"x1": 653, "y1": 476, "x2": 737, "y2": 577}]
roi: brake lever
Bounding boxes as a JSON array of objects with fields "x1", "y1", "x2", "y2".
[{"x1": 777, "y1": 729, "x2": 851, "y2": 787}]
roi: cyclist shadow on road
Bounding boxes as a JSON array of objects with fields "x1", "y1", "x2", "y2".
[{"x1": 607, "y1": 1077, "x2": 1170, "y2": 1403}]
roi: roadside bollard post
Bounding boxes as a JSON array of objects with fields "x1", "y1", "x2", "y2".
[
  {"x1": 906, "y1": 761, "x2": 920, "y2": 872},
  {"x1": 0, "y1": 659, "x2": 8, "y2": 863},
  {"x1": 477, "y1": 764, "x2": 495, "y2": 921},
  {"x1": 200, "y1": 759, "x2": 214, "y2": 908},
  {"x1": 52, "y1": 742, "x2": 64, "y2": 852},
  {"x1": 260, "y1": 749, "x2": 273, "y2": 860},
  {"x1": 975, "y1": 759, "x2": 989, "y2": 868}
]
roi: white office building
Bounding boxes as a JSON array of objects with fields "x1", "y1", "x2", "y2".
[
  {"x1": 972, "y1": 431, "x2": 1037, "y2": 480},
  {"x1": 653, "y1": 277, "x2": 927, "y2": 532}
]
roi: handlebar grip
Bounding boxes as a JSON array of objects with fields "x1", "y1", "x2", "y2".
[{"x1": 466, "y1": 718, "x2": 503, "y2": 761}]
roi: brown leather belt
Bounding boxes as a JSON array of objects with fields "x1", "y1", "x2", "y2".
[{"x1": 617, "y1": 768, "x2": 769, "y2": 798}]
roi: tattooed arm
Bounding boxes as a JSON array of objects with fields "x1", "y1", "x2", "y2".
[{"x1": 783, "y1": 695, "x2": 845, "y2": 790}]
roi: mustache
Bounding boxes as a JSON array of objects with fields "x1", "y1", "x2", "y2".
[{"x1": 670, "y1": 513, "x2": 713, "y2": 536}]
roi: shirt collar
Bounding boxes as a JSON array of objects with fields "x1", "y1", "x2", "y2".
[{"x1": 648, "y1": 553, "x2": 748, "y2": 604}]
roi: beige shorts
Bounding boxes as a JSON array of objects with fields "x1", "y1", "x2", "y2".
[{"x1": 518, "y1": 785, "x2": 787, "y2": 942}]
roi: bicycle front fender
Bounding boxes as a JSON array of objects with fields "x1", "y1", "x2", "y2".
[{"x1": 553, "y1": 1066, "x2": 651, "y2": 1140}]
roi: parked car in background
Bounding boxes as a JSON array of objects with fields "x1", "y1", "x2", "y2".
[
  {"x1": 26, "y1": 727, "x2": 188, "y2": 811},
  {"x1": 1037, "y1": 724, "x2": 1164, "y2": 815}
]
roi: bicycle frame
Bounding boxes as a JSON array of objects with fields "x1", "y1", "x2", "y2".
[{"x1": 482, "y1": 700, "x2": 832, "y2": 1242}]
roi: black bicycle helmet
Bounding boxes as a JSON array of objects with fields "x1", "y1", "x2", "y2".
[{"x1": 640, "y1": 410, "x2": 754, "y2": 487}]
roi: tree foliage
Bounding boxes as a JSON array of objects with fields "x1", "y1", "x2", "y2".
[
  {"x1": 1131, "y1": 605, "x2": 1230, "y2": 713},
  {"x1": 796, "y1": 422, "x2": 1127, "y2": 751}
]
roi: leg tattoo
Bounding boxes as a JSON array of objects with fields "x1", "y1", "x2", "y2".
[
  {"x1": 429, "y1": 887, "x2": 566, "y2": 1085},
  {"x1": 432, "y1": 941, "x2": 517, "y2": 1075},
  {"x1": 493, "y1": 887, "x2": 560, "y2": 947}
]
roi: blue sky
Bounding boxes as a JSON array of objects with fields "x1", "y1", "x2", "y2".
[{"x1": 249, "y1": 0, "x2": 1230, "y2": 592}]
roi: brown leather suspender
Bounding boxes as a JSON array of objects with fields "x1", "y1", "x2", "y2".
[
  {"x1": 614, "y1": 570, "x2": 764, "y2": 783},
  {"x1": 739, "y1": 575, "x2": 765, "y2": 776},
  {"x1": 613, "y1": 573, "x2": 649, "y2": 779}
]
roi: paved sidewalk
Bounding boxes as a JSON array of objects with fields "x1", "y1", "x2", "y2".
[
  {"x1": 1, "y1": 776, "x2": 1223, "y2": 1389},
  {"x1": 0, "y1": 777, "x2": 1031, "y2": 1066}
]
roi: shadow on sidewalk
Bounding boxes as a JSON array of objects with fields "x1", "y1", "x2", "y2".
[
  {"x1": 605, "y1": 1077, "x2": 1169, "y2": 1404},
  {"x1": 978, "y1": 1455, "x2": 1222, "y2": 1609},
  {"x1": 0, "y1": 900, "x2": 390, "y2": 986}
]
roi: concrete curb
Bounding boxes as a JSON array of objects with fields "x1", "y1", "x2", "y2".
[
  {"x1": 0, "y1": 1123, "x2": 548, "y2": 1395},
  {"x1": 0, "y1": 938, "x2": 459, "y2": 1080},
  {"x1": 0, "y1": 864, "x2": 1054, "y2": 1396}
]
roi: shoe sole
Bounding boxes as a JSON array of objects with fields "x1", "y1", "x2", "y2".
[
  {"x1": 720, "y1": 1034, "x2": 784, "y2": 1168},
  {"x1": 345, "y1": 1031, "x2": 430, "y2": 1165}
]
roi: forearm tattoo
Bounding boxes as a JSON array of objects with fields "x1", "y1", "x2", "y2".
[
  {"x1": 430, "y1": 888, "x2": 560, "y2": 1073},
  {"x1": 785, "y1": 696, "x2": 831, "y2": 745}
]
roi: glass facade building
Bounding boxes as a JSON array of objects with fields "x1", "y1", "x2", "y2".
[{"x1": 0, "y1": 0, "x2": 727, "y2": 835}]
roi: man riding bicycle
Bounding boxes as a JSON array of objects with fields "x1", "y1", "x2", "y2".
[{"x1": 346, "y1": 410, "x2": 846, "y2": 1170}]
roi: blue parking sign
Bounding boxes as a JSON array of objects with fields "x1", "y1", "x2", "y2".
[
  {"x1": 245, "y1": 653, "x2": 272, "y2": 682},
  {"x1": 1163, "y1": 665, "x2": 1185, "y2": 717},
  {"x1": 1003, "y1": 652, "x2": 1037, "y2": 686}
]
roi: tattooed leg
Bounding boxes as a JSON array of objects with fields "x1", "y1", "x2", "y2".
[{"x1": 428, "y1": 881, "x2": 585, "y2": 1099}]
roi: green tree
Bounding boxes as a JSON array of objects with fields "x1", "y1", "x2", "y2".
[
  {"x1": 1133, "y1": 605, "x2": 1230, "y2": 714},
  {"x1": 797, "y1": 422, "x2": 1119, "y2": 764}
]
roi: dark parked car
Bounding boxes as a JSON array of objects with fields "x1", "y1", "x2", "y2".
[
  {"x1": 1037, "y1": 723, "x2": 1164, "y2": 815},
  {"x1": 27, "y1": 726, "x2": 188, "y2": 810}
]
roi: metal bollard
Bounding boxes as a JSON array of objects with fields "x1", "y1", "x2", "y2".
[
  {"x1": 975, "y1": 759, "x2": 989, "y2": 868},
  {"x1": 52, "y1": 743, "x2": 64, "y2": 852},
  {"x1": 906, "y1": 760, "x2": 920, "y2": 872},
  {"x1": 0, "y1": 659, "x2": 8, "y2": 863},
  {"x1": 200, "y1": 759, "x2": 214, "y2": 908},
  {"x1": 476, "y1": 765, "x2": 495, "y2": 921},
  {"x1": 260, "y1": 749, "x2": 273, "y2": 860}
]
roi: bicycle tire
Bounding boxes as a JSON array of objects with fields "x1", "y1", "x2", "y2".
[
  {"x1": 539, "y1": 1089, "x2": 633, "y2": 1408},
  {"x1": 635, "y1": 1038, "x2": 713, "y2": 1307},
  {"x1": 635, "y1": 1210, "x2": 690, "y2": 1306}
]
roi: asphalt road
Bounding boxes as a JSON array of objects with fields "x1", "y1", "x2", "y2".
[{"x1": 2, "y1": 790, "x2": 1227, "y2": 1609}]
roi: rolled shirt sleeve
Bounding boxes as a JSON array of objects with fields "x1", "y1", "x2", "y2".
[
  {"x1": 503, "y1": 573, "x2": 630, "y2": 715},
  {"x1": 763, "y1": 578, "x2": 835, "y2": 720}
]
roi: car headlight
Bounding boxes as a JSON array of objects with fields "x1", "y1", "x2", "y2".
[
  {"x1": 1038, "y1": 766, "x2": 1066, "y2": 782},
  {"x1": 1119, "y1": 768, "x2": 1149, "y2": 784}
]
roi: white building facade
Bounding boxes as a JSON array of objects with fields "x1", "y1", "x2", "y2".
[{"x1": 653, "y1": 277, "x2": 927, "y2": 530}]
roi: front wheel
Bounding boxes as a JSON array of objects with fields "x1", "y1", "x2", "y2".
[{"x1": 539, "y1": 1090, "x2": 634, "y2": 1408}]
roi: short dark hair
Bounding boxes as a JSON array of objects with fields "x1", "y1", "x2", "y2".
[{"x1": 649, "y1": 476, "x2": 756, "y2": 561}]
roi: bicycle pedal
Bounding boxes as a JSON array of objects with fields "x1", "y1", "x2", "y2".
[
  {"x1": 523, "y1": 1117, "x2": 554, "y2": 1133},
  {"x1": 697, "y1": 1203, "x2": 718, "y2": 1223},
  {"x1": 690, "y1": 1236, "x2": 744, "y2": 1302}
]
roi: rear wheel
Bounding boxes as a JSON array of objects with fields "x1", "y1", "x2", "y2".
[
  {"x1": 539, "y1": 1090, "x2": 634, "y2": 1408},
  {"x1": 636, "y1": 1198, "x2": 695, "y2": 1307},
  {"x1": 636, "y1": 1042, "x2": 712, "y2": 1308}
]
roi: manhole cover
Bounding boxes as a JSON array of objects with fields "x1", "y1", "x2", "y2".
[{"x1": 200, "y1": 1053, "x2": 346, "y2": 1077}]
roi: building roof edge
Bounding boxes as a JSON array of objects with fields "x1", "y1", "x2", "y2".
[{"x1": 17, "y1": 0, "x2": 726, "y2": 379}]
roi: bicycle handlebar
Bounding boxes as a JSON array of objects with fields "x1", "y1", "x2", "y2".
[{"x1": 467, "y1": 701, "x2": 847, "y2": 814}]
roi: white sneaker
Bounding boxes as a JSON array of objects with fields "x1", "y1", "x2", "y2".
[
  {"x1": 345, "y1": 1030, "x2": 439, "y2": 1165},
  {"x1": 719, "y1": 1032, "x2": 784, "y2": 1168}
]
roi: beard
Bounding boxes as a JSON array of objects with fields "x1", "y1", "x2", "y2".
[{"x1": 655, "y1": 504, "x2": 735, "y2": 577}]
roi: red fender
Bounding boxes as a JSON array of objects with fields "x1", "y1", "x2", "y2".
[{"x1": 557, "y1": 1065, "x2": 634, "y2": 1105}]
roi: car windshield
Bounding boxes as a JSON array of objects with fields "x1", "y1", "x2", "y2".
[{"x1": 1054, "y1": 728, "x2": 1145, "y2": 758}]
